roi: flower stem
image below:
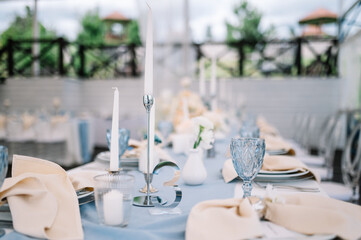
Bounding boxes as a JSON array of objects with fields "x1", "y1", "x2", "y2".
[{"x1": 193, "y1": 126, "x2": 204, "y2": 149}]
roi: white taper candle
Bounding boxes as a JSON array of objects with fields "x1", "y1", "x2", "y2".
[
  {"x1": 144, "y1": 3, "x2": 153, "y2": 95},
  {"x1": 110, "y1": 87, "x2": 119, "y2": 171}
]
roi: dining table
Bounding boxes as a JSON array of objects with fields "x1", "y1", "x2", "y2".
[{"x1": 0, "y1": 133, "x2": 332, "y2": 240}]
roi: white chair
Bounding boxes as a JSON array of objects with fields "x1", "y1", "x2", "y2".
[
  {"x1": 321, "y1": 122, "x2": 361, "y2": 202},
  {"x1": 301, "y1": 112, "x2": 343, "y2": 180}
]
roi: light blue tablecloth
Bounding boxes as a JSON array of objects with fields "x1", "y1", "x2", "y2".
[{"x1": 3, "y1": 140, "x2": 235, "y2": 240}]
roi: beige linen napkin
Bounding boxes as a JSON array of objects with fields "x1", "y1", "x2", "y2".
[
  {"x1": 0, "y1": 155, "x2": 83, "y2": 239},
  {"x1": 50, "y1": 115, "x2": 69, "y2": 127},
  {"x1": 263, "y1": 134, "x2": 295, "y2": 155},
  {"x1": 257, "y1": 117, "x2": 279, "y2": 136},
  {"x1": 22, "y1": 113, "x2": 36, "y2": 130},
  {"x1": 222, "y1": 155, "x2": 320, "y2": 183},
  {"x1": 186, "y1": 195, "x2": 361, "y2": 240},
  {"x1": 264, "y1": 194, "x2": 361, "y2": 240},
  {"x1": 125, "y1": 139, "x2": 176, "y2": 163},
  {"x1": 186, "y1": 198, "x2": 263, "y2": 240}
]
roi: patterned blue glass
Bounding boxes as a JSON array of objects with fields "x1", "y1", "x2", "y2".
[
  {"x1": 106, "y1": 128, "x2": 130, "y2": 160},
  {"x1": 230, "y1": 138, "x2": 265, "y2": 198},
  {"x1": 239, "y1": 125, "x2": 260, "y2": 138}
]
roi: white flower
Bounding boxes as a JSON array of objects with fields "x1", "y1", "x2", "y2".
[
  {"x1": 192, "y1": 116, "x2": 214, "y2": 131},
  {"x1": 191, "y1": 116, "x2": 214, "y2": 150},
  {"x1": 200, "y1": 130, "x2": 214, "y2": 149}
]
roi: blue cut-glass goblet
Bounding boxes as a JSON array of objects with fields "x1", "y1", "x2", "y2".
[
  {"x1": 158, "y1": 121, "x2": 173, "y2": 146},
  {"x1": 0, "y1": 146, "x2": 8, "y2": 237},
  {"x1": 239, "y1": 125, "x2": 260, "y2": 138},
  {"x1": 106, "y1": 128, "x2": 130, "y2": 160},
  {"x1": 230, "y1": 138, "x2": 265, "y2": 198}
]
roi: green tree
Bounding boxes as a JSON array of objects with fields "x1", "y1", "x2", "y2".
[
  {"x1": 225, "y1": 0, "x2": 274, "y2": 48},
  {"x1": 126, "y1": 20, "x2": 141, "y2": 46},
  {"x1": 0, "y1": 6, "x2": 57, "y2": 76},
  {"x1": 77, "y1": 9, "x2": 106, "y2": 45}
]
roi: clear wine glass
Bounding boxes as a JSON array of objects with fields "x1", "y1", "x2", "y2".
[
  {"x1": 230, "y1": 138, "x2": 265, "y2": 198},
  {"x1": 106, "y1": 128, "x2": 130, "y2": 160},
  {"x1": 0, "y1": 146, "x2": 8, "y2": 237}
]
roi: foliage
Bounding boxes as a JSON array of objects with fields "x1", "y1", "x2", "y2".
[
  {"x1": 77, "y1": 9, "x2": 106, "y2": 45},
  {"x1": 0, "y1": 6, "x2": 57, "y2": 76},
  {"x1": 126, "y1": 20, "x2": 142, "y2": 46},
  {"x1": 225, "y1": 0, "x2": 274, "y2": 49}
]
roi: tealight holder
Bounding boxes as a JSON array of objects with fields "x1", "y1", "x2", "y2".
[{"x1": 94, "y1": 173, "x2": 135, "y2": 227}]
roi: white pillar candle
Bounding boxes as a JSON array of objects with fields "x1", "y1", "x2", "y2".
[
  {"x1": 144, "y1": 4, "x2": 153, "y2": 95},
  {"x1": 103, "y1": 190, "x2": 123, "y2": 226},
  {"x1": 110, "y1": 87, "x2": 119, "y2": 171},
  {"x1": 210, "y1": 56, "x2": 217, "y2": 96},
  {"x1": 199, "y1": 58, "x2": 205, "y2": 97}
]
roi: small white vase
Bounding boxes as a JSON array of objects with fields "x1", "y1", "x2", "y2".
[{"x1": 182, "y1": 148, "x2": 207, "y2": 185}]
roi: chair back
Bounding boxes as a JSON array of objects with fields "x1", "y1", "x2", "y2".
[{"x1": 341, "y1": 122, "x2": 361, "y2": 191}]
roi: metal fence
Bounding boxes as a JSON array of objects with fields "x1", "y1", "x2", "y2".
[{"x1": 0, "y1": 37, "x2": 338, "y2": 80}]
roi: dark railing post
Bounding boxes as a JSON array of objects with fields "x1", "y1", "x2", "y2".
[
  {"x1": 194, "y1": 43, "x2": 202, "y2": 61},
  {"x1": 79, "y1": 44, "x2": 85, "y2": 78},
  {"x1": 295, "y1": 38, "x2": 302, "y2": 76},
  {"x1": 238, "y1": 40, "x2": 244, "y2": 76},
  {"x1": 58, "y1": 37, "x2": 65, "y2": 76},
  {"x1": 129, "y1": 44, "x2": 137, "y2": 77},
  {"x1": 7, "y1": 39, "x2": 14, "y2": 77}
]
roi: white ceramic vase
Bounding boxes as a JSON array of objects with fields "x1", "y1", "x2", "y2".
[{"x1": 182, "y1": 148, "x2": 207, "y2": 185}]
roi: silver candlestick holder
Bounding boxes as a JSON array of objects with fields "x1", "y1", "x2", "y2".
[{"x1": 133, "y1": 95, "x2": 164, "y2": 207}]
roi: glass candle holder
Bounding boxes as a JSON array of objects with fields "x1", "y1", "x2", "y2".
[{"x1": 94, "y1": 173, "x2": 135, "y2": 227}]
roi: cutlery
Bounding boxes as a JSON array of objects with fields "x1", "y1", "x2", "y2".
[{"x1": 254, "y1": 182, "x2": 320, "y2": 192}]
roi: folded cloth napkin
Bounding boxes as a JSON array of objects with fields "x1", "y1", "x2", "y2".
[
  {"x1": 50, "y1": 115, "x2": 69, "y2": 127},
  {"x1": 222, "y1": 155, "x2": 320, "y2": 183},
  {"x1": 186, "y1": 195, "x2": 361, "y2": 240},
  {"x1": 22, "y1": 113, "x2": 36, "y2": 131},
  {"x1": 264, "y1": 194, "x2": 361, "y2": 240},
  {"x1": 125, "y1": 139, "x2": 176, "y2": 163},
  {"x1": 0, "y1": 155, "x2": 83, "y2": 239},
  {"x1": 186, "y1": 198, "x2": 263, "y2": 240},
  {"x1": 257, "y1": 117, "x2": 279, "y2": 136},
  {"x1": 263, "y1": 134, "x2": 295, "y2": 155}
]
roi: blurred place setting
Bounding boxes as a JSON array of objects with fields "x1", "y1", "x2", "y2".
[{"x1": 0, "y1": 0, "x2": 361, "y2": 239}]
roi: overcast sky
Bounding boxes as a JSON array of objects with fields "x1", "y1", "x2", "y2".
[{"x1": 0, "y1": 0, "x2": 355, "y2": 42}]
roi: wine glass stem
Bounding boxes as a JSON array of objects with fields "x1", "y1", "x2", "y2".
[{"x1": 242, "y1": 180, "x2": 252, "y2": 198}]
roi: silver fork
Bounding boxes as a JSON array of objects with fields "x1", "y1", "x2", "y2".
[{"x1": 254, "y1": 182, "x2": 320, "y2": 192}]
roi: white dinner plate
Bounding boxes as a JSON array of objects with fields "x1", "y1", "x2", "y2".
[
  {"x1": 96, "y1": 151, "x2": 138, "y2": 164},
  {"x1": 259, "y1": 169, "x2": 299, "y2": 175},
  {"x1": 255, "y1": 170, "x2": 313, "y2": 182},
  {"x1": 266, "y1": 149, "x2": 288, "y2": 155}
]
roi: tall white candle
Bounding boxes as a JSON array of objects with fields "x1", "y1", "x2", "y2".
[
  {"x1": 110, "y1": 87, "x2": 119, "y2": 171},
  {"x1": 210, "y1": 56, "x2": 217, "y2": 96},
  {"x1": 144, "y1": 3, "x2": 153, "y2": 95},
  {"x1": 199, "y1": 58, "x2": 205, "y2": 97},
  {"x1": 142, "y1": 3, "x2": 156, "y2": 175},
  {"x1": 103, "y1": 190, "x2": 123, "y2": 225}
]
